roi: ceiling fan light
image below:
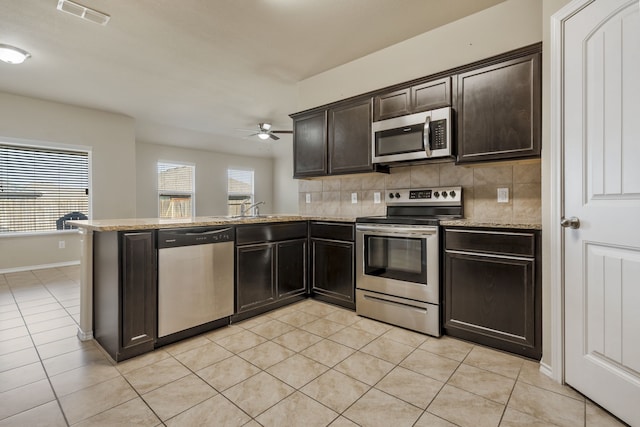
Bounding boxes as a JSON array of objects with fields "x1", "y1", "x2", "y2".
[
  {"x1": 0, "y1": 44, "x2": 31, "y2": 64},
  {"x1": 260, "y1": 123, "x2": 272, "y2": 131},
  {"x1": 257, "y1": 132, "x2": 271, "y2": 140}
]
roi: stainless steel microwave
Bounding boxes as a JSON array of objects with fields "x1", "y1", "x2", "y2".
[{"x1": 372, "y1": 106, "x2": 452, "y2": 164}]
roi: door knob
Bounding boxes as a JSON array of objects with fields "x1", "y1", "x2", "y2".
[{"x1": 561, "y1": 217, "x2": 580, "y2": 229}]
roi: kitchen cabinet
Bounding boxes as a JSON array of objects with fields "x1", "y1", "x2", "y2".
[
  {"x1": 443, "y1": 227, "x2": 541, "y2": 359},
  {"x1": 328, "y1": 98, "x2": 373, "y2": 175},
  {"x1": 373, "y1": 76, "x2": 451, "y2": 121},
  {"x1": 456, "y1": 48, "x2": 541, "y2": 163},
  {"x1": 292, "y1": 97, "x2": 383, "y2": 178},
  {"x1": 93, "y1": 230, "x2": 157, "y2": 362},
  {"x1": 309, "y1": 222, "x2": 355, "y2": 310},
  {"x1": 292, "y1": 109, "x2": 327, "y2": 177},
  {"x1": 234, "y1": 222, "x2": 307, "y2": 320}
]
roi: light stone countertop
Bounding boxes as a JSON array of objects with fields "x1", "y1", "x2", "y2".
[
  {"x1": 439, "y1": 219, "x2": 542, "y2": 230},
  {"x1": 67, "y1": 215, "x2": 357, "y2": 232}
]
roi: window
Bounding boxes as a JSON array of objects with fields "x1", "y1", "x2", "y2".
[
  {"x1": 227, "y1": 169, "x2": 254, "y2": 216},
  {"x1": 157, "y1": 161, "x2": 195, "y2": 218},
  {"x1": 0, "y1": 143, "x2": 89, "y2": 234}
]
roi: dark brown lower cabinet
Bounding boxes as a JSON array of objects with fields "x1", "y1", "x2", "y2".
[
  {"x1": 94, "y1": 230, "x2": 157, "y2": 362},
  {"x1": 310, "y1": 222, "x2": 355, "y2": 310},
  {"x1": 444, "y1": 227, "x2": 541, "y2": 360},
  {"x1": 234, "y1": 222, "x2": 308, "y2": 321}
]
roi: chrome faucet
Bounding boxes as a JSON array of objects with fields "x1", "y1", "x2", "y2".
[{"x1": 240, "y1": 200, "x2": 265, "y2": 217}]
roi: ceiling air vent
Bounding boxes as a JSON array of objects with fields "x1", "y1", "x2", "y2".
[{"x1": 56, "y1": 0, "x2": 110, "y2": 26}]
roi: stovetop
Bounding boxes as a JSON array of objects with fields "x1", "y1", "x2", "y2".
[{"x1": 356, "y1": 186, "x2": 463, "y2": 225}]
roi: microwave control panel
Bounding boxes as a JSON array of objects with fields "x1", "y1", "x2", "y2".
[{"x1": 430, "y1": 119, "x2": 447, "y2": 149}]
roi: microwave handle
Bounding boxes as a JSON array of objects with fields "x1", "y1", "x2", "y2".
[{"x1": 423, "y1": 115, "x2": 432, "y2": 157}]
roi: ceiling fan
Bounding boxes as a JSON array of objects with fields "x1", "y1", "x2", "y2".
[{"x1": 245, "y1": 123, "x2": 292, "y2": 141}]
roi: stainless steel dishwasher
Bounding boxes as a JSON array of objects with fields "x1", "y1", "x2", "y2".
[{"x1": 157, "y1": 226, "x2": 234, "y2": 338}]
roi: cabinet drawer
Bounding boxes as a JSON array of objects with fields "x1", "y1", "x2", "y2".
[
  {"x1": 445, "y1": 228, "x2": 535, "y2": 257},
  {"x1": 236, "y1": 222, "x2": 308, "y2": 245},
  {"x1": 309, "y1": 222, "x2": 354, "y2": 241}
]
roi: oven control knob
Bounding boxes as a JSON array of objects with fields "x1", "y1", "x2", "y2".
[
  {"x1": 394, "y1": 192, "x2": 401, "y2": 199},
  {"x1": 442, "y1": 191, "x2": 448, "y2": 198},
  {"x1": 434, "y1": 191, "x2": 440, "y2": 198},
  {"x1": 388, "y1": 193, "x2": 394, "y2": 199},
  {"x1": 450, "y1": 190, "x2": 456, "y2": 198}
]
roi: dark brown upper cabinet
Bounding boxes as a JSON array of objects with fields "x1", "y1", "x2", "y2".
[
  {"x1": 292, "y1": 97, "x2": 378, "y2": 178},
  {"x1": 456, "y1": 51, "x2": 541, "y2": 163},
  {"x1": 292, "y1": 109, "x2": 327, "y2": 177},
  {"x1": 328, "y1": 98, "x2": 372, "y2": 175},
  {"x1": 373, "y1": 77, "x2": 451, "y2": 121}
]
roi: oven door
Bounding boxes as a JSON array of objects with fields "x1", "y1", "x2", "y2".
[{"x1": 356, "y1": 224, "x2": 439, "y2": 304}]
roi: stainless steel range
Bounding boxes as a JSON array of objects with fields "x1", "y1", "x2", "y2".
[{"x1": 355, "y1": 186, "x2": 463, "y2": 336}]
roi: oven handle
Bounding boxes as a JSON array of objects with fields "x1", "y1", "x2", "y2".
[{"x1": 356, "y1": 225, "x2": 437, "y2": 237}]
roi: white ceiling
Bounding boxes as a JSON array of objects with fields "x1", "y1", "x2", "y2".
[{"x1": 0, "y1": 0, "x2": 505, "y2": 158}]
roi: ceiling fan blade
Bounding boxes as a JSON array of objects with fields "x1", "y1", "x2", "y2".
[
  {"x1": 271, "y1": 130, "x2": 293, "y2": 134},
  {"x1": 269, "y1": 133, "x2": 280, "y2": 140}
]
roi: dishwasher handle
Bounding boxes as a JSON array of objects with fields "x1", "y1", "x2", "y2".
[{"x1": 185, "y1": 228, "x2": 232, "y2": 236}]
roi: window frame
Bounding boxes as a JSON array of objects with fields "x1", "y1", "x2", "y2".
[
  {"x1": 0, "y1": 139, "x2": 92, "y2": 236},
  {"x1": 227, "y1": 168, "x2": 255, "y2": 216},
  {"x1": 157, "y1": 160, "x2": 196, "y2": 219}
]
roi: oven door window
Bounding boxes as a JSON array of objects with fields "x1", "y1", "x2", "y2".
[
  {"x1": 364, "y1": 234, "x2": 427, "y2": 284},
  {"x1": 375, "y1": 124, "x2": 424, "y2": 156}
]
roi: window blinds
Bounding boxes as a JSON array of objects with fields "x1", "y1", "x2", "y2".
[{"x1": 0, "y1": 143, "x2": 89, "y2": 233}]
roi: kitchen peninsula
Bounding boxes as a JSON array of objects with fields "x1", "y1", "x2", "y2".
[{"x1": 69, "y1": 215, "x2": 355, "y2": 361}]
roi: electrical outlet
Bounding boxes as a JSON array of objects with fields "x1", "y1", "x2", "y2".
[
  {"x1": 58, "y1": 240, "x2": 65, "y2": 249},
  {"x1": 497, "y1": 188, "x2": 509, "y2": 203},
  {"x1": 305, "y1": 193, "x2": 311, "y2": 204},
  {"x1": 374, "y1": 192, "x2": 381, "y2": 204},
  {"x1": 351, "y1": 192, "x2": 358, "y2": 204}
]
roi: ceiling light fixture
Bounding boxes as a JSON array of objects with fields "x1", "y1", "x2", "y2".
[
  {"x1": 0, "y1": 44, "x2": 31, "y2": 64},
  {"x1": 56, "y1": 0, "x2": 110, "y2": 26},
  {"x1": 257, "y1": 132, "x2": 271, "y2": 140}
]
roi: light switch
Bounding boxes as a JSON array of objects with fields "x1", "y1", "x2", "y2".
[
  {"x1": 497, "y1": 188, "x2": 509, "y2": 203},
  {"x1": 351, "y1": 192, "x2": 358, "y2": 204},
  {"x1": 305, "y1": 193, "x2": 311, "y2": 204},
  {"x1": 374, "y1": 192, "x2": 381, "y2": 204}
]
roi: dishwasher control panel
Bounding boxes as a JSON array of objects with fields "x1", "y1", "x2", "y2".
[{"x1": 158, "y1": 226, "x2": 235, "y2": 249}]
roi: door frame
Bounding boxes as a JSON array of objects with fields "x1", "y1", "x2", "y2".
[{"x1": 549, "y1": 0, "x2": 595, "y2": 384}]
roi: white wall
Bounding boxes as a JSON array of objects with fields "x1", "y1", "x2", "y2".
[
  {"x1": 0, "y1": 92, "x2": 136, "y2": 272},
  {"x1": 136, "y1": 142, "x2": 274, "y2": 217},
  {"x1": 296, "y1": 0, "x2": 543, "y2": 110},
  {"x1": 271, "y1": 137, "x2": 299, "y2": 213}
]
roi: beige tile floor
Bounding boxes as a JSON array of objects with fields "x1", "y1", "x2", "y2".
[{"x1": 0, "y1": 267, "x2": 628, "y2": 426}]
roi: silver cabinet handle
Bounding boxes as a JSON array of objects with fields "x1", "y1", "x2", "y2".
[
  {"x1": 560, "y1": 217, "x2": 580, "y2": 229},
  {"x1": 423, "y1": 115, "x2": 432, "y2": 157}
]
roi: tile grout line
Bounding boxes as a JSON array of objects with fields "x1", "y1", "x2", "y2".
[{"x1": 5, "y1": 271, "x2": 73, "y2": 427}]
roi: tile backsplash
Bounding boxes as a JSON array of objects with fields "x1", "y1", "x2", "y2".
[{"x1": 297, "y1": 160, "x2": 541, "y2": 224}]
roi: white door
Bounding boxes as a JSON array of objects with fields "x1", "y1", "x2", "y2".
[{"x1": 563, "y1": 0, "x2": 640, "y2": 425}]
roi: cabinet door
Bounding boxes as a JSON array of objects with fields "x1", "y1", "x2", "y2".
[
  {"x1": 444, "y1": 251, "x2": 539, "y2": 359},
  {"x1": 120, "y1": 231, "x2": 156, "y2": 352},
  {"x1": 412, "y1": 77, "x2": 451, "y2": 112},
  {"x1": 293, "y1": 110, "x2": 327, "y2": 177},
  {"x1": 311, "y1": 238, "x2": 355, "y2": 308},
  {"x1": 456, "y1": 52, "x2": 541, "y2": 163},
  {"x1": 236, "y1": 244, "x2": 275, "y2": 312},
  {"x1": 328, "y1": 98, "x2": 373, "y2": 175},
  {"x1": 276, "y1": 239, "x2": 307, "y2": 298},
  {"x1": 373, "y1": 88, "x2": 411, "y2": 121}
]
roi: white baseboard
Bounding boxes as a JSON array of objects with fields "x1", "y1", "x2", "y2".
[
  {"x1": 539, "y1": 361, "x2": 558, "y2": 382},
  {"x1": 0, "y1": 260, "x2": 80, "y2": 274}
]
